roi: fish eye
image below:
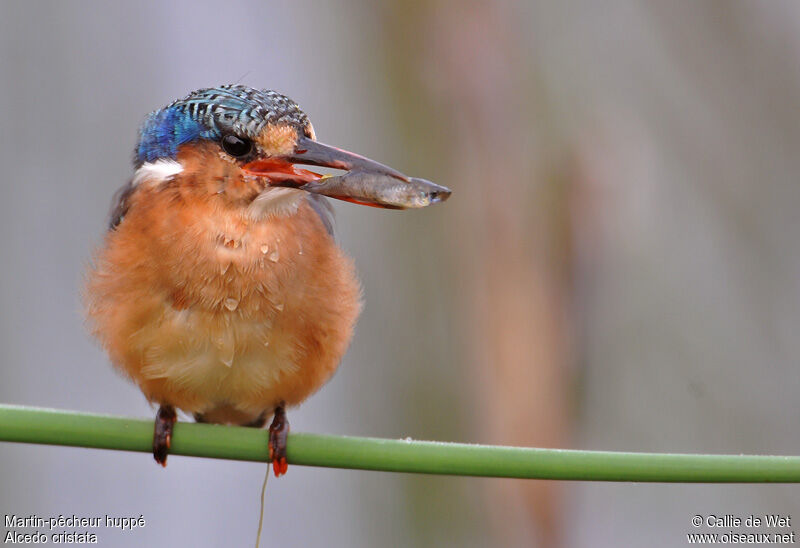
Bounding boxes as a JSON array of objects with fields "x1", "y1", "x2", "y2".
[{"x1": 221, "y1": 134, "x2": 253, "y2": 158}]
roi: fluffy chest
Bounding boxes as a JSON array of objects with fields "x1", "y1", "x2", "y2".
[
  {"x1": 132, "y1": 193, "x2": 320, "y2": 378},
  {"x1": 152, "y1": 189, "x2": 309, "y2": 312},
  {"x1": 87, "y1": 185, "x2": 361, "y2": 414}
]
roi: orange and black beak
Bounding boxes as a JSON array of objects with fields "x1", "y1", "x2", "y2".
[{"x1": 242, "y1": 136, "x2": 451, "y2": 209}]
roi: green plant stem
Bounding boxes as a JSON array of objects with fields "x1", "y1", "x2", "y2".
[{"x1": 1, "y1": 404, "x2": 799, "y2": 482}]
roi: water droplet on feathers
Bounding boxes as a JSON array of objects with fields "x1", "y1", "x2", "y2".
[{"x1": 215, "y1": 337, "x2": 235, "y2": 367}]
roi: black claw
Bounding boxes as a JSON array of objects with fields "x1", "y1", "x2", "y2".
[
  {"x1": 153, "y1": 405, "x2": 177, "y2": 467},
  {"x1": 268, "y1": 404, "x2": 289, "y2": 477},
  {"x1": 244, "y1": 411, "x2": 268, "y2": 429}
]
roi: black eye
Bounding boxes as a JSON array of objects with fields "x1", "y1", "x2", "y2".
[{"x1": 221, "y1": 134, "x2": 253, "y2": 158}]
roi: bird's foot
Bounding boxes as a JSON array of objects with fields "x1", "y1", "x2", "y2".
[
  {"x1": 268, "y1": 404, "x2": 289, "y2": 477},
  {"x1": 153, "y1": 405, "x2": 177, "y2": 467}
]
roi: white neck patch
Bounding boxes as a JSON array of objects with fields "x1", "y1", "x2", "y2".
[{"x1": 132, "y1": 159, "x2": 184, "y2": 187}]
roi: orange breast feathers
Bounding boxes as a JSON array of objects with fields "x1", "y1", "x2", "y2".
[{"x1": 84, "y1": 177, "x2": 361, "y2": 424}]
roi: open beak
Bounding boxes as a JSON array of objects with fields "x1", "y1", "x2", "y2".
[{"x1": 242, "y1": 136, "x2": 451, "y2": 209}]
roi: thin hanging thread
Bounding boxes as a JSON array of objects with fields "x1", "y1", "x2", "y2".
[{"x1": 255, "y1": 465, "x2": 269, "y2": 548}]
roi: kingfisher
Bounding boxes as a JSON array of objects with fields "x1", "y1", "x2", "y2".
[{"x1": 84, "y1": 85, "x2": 449, "y2": 476}]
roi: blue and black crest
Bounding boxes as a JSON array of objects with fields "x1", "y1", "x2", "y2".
[{"x1": 135, "y1": 85, "x2": 310, "y2": 166}]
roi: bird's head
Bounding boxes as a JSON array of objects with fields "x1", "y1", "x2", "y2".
[{"x1": 132, "y1": 85, "x2": 449, "y2": 217}]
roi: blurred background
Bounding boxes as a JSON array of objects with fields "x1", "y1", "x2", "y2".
[{"x1": 2, "y1": 1, "x2": 799, "y2": 546}]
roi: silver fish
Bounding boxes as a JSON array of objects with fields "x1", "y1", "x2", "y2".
[{"x1": 298, "y1": 170, "x2": 452, "y2": 209}]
